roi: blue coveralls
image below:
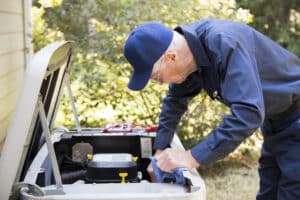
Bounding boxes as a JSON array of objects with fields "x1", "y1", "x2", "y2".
[{"x1": 153, "y1": 19, "x2": 300, "y2": 199}]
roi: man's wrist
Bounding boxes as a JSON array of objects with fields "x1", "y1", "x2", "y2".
[
  {"x1": 186, "y1": 150, "x2": 200, "y2": 168},
  {"x1": 154, "y1": 149, "x2": 163, "y2": 157}
]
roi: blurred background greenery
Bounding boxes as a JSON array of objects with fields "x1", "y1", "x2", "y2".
[{"x1": 32, "y1": 0, "x2": 299, "y2": 151}]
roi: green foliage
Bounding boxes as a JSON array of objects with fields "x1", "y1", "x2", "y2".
[
  {"x1": 33, "y1": 0, "x2": 256, "y2": 148},
  {"x1": 32, "y1": 6, "x2": 64, "y2": 51}
]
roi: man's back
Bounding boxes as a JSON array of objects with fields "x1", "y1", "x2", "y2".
[{"x1": 193, "y1": 19, "x2": 300, "y2": 116}]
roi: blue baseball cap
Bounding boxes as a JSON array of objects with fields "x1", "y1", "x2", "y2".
[{"x1": 124, "y1": 22, "x2": 173, "y2": 91}]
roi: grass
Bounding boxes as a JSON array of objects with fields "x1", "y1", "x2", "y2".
[{"x1": 198, "y1": 150, "x2": 260, "y2": 200}]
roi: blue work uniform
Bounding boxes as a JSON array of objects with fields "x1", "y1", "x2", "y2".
[{"x1": 153, "y1": 19, "x2": 300, "y2": 199}]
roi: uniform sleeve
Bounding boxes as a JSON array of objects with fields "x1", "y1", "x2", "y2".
[
  {"x1": 153, "y1": 77, "x2": 201, "y2": 150},
  {"x1": 191, "y1": 33, "x2": 265, "y2": 166}
]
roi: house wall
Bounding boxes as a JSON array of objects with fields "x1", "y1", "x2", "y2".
[{"x1": 0, "y1": 0, "x2": 31, "y2": 153}]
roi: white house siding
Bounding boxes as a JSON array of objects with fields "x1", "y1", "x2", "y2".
[{"x1": 0, "y1": 0, "x2": 31, "y2": 153}]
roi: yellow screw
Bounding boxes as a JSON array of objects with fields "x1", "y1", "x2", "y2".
[
  {"x1": 132, "y1": 156, "x2": 138, "y2": 162},
  {"x1": 87, "y1": 154, "x2": 93, "y2": 160},
  {"x1": 119, "y1": 172, "x2": 128, "y2": 184}
]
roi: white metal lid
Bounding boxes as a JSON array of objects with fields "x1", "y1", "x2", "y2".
[{"x1": 0, "y1": 41, "x2": 74, "y2": 200}]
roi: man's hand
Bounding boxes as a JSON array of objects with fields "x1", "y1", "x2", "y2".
[
  {"x1": 147, "y1": 149, "x2": 163, "y2": 182},
  {"x1": 147, "y1": 148, "x2": 199, "y2": 181},
  {"x1": 155, "y1": 148, "x2": 199, "y2": 172}
]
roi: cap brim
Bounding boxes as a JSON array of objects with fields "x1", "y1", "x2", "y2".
[{"x1": 128, "y1": 66, "x2": 153, "y2": 91}]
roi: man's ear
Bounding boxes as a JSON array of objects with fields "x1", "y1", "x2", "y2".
[{"x1": 165, "y1": 51, "x2": 177, "y2": 62}]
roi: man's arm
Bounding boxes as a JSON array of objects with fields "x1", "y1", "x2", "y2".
[
  {"x1": 153, "y1": 75, "x2": 202, "y2": 150},
  {"x1": 147, "y1": 75, "x2": 201, "y2": 177},
  {"x1": 191, "y1": 32, "x2": 265, "y2": 166}
]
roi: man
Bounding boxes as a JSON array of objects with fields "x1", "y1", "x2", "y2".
[{"x1": 123, "y1": 19, "x2": 300, "y2": 199}]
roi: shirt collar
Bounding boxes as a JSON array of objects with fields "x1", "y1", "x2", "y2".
[{"x1": 174, "y1": 25, "x2": 211, "y2": 71}]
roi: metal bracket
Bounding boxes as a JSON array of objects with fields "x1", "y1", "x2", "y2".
[
  {"x1": 65, "y1": 73, "x2": 82, "y2": 132},
  {"x1": 37, "y1": 95, "x2": 65, "y2": 194},
  {"x1": 50, "y1": 72, "x2": 82, "y2": 133},
  {"x1": 10, "y1": 182, "x2": 45, "y2": 200}
]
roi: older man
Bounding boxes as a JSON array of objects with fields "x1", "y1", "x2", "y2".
[{"x1": 123, "y1": 19, "x2": 300, "y2": 199}]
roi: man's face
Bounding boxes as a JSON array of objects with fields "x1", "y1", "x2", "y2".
[
  {"x1": 150, "y1": 57, "x2": 164, "y2": 84},
  {"x1": 150, "y1": 51, "x2": 188, "y2": 85}
]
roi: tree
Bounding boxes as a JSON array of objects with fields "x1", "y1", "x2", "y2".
[{"x1": 32, "y1": 0, "x2": 253, "y2": 147}]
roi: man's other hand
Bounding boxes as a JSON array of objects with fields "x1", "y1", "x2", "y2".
[{"x1": 147, "y1": 148, "x2": 199, "y2": 182}]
